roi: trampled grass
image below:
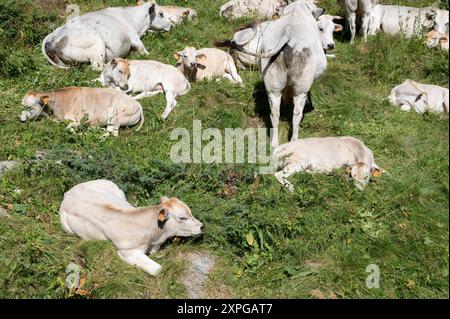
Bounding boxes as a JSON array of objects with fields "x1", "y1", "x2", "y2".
[{"x1": 0, "y1": 0, "x2": 448, "y2": 298}]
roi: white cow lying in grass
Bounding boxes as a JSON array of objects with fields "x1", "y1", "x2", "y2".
[
  {"x1": 219, "y1": 0, "x2": 287, "y2": 19},
  {"x1": 20, "y1": 87, "x2": 144, "y2": 136},
  {"x1": 273, "y1": 136, "x2": 383, "y2": 192},
  {"x1": 426, "y1": 30, "x2": 449, "y2": 51},
  {"x1": 60, "y1": 180, "x2": 204, "y2": 276},
  {"x1": 42, "y1": 2, "x2": 171, "y2": 70},
  {"x1": 389, "y1": 80, "x2": 449, "y2": 114},
  {"x1": 175, "y1": 47, "x2": 243, "y2": 84},
  {"x1": 367, "y1": 5, "x2": 437, "y2": 37},
  {"x1": 100, "y1": 58, "x2": 191, "y2": 120}
]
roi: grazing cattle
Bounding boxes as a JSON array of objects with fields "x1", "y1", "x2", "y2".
[
  {"x1": 228, "y1": 0, "x2": 327, "y2": 147},
  {"x1": 274, "y1": 136, "x2": 382, "y2": 192},
  {"x1": 338, "y1": 0, "x2": 379, "y2": 44},
  {"x1": 426, "y1": 30, "x2": 449, "y2": 50},
  {"x1": 219, "y1": 0, "x2": 287, "y2": 19},
  {"x1": 389, "y1": 80, "x2": 449, "y2": 114},
  {"x1": 42, "y1": 2, "x2": 171, "y2": 70},
  {"x1": 367, "y1": 5, "x2": 437, "y2": 38},
  {"x1": 100, "y1": 58, "x2": 191, "y2": 120},
  {"x1": 60, "y1": 180, "x2": 203, "y2": 276},
  {"x1": 20, "y1": 87, "x2": 144, "y2": 136},
  {"x1": 216, "y1": 14, "x2": 342, "y2": 70},
  {"x1": 161, "y1": 6, "x2": 198, "y2": 25},
  {"x1": 434, "y1": 9, "x2": 449, "y2": 35},
  {"x1": 174, "y1": 47, "x2": 243, "y2": 84}
]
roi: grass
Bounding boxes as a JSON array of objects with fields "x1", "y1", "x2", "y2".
[{"x1": 0, "y1": 0, "x2": 448, "y2": 298}]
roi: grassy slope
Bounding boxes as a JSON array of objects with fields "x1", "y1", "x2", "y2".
[{"x1": 0, "y1": 0, "x2": 448, "y2": 298}]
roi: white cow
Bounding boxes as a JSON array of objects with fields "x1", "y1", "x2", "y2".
[
  {"x1": 60, "y1": 180, "x2": 203, "y2": 276},
  {"x1": 389, "y1": 79, "x2": 449, "y2": 114},
  {"x1": 426, "y1": 30, "x2": 449, "y2": 50},
  {"x1": 219, "y1": 0, "x2": 287, "y2": 19},
  {"x1": 273, "y1": 136, "x2": 382, "y2": 191},
  {"x1": 160, "y1": 6, "x2": 198, "y2": 25},
  {"x1": 100, "y1": 58, "x2": 191, "y2": 120},
  {"x1": 338, "y1": 0, "x2": 379, "y2": 44},
  {"x1": 229, "y1": 0, "x2": 327, "y2": 147},
  {"x1": 216, "y1": 14, "x2": 342, "y2": 70},
  {"x1": 174, "y1": 47, "x2": 243, "y2": 84},
  {"x1": 367, "y1": 5, "x2": 437, "y2": 38},
  {"x1": 42, "y1": 2, "x2": 171, "y2": 70}
]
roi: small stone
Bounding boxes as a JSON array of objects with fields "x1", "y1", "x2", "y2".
[{"x1": 182, "y1": 252, "x2": 215, "y2": 299}]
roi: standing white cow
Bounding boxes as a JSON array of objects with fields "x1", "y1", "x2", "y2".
[
  {"x1": 228, "y1": 0, "x2": 326, "y2": 147},
  {"x1": 367, "y1": 5, "x2": 437, "y2": 38},
  {"x1": 389, "y1": 80, "x2": 449, "y2": 114},
  {"x1": 338, "y1": 0, "x2": 379, "y2": 44},
  {"x1": 219, "y1": 0, "x2": 287, "y2": 19},
  {"x1": 100, "y1": 58, "x2": 191, "y2": 120},
  {"x1": 215, "y1": 14, "x2": 342, "y2": 70},
  {"x1": 42, "y1": 2, "x2": 171, "y2": 70}
]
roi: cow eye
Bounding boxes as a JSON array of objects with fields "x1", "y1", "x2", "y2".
[
  {"x1": 118, "y1": 70, "x2": 123, "y2": 74},
  {"x1": 179, "y1": 217, "x2": 188, "y2": 222},
  {"x1": 159, "y1": 13, "x2": 164, "y2": 17}
]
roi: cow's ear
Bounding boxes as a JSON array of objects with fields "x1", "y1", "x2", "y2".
[
  {"x1": 40, "y1": 96, "x2": 49, "y2": 105},
  {"x1": 346, "y1": 167, "x2": 352, "y2": 175},
  {"x1": 136, "y1": 0, "x2": 145, "y2": 5},
  {"x1": 158, "y1": 208, "x2": 169, "y2": 223},
  {"x1": 111, "y1": 58, "x2": 118, "y2": 69},
  {"x1": 160, "y1": 196, "x2": 169, "y2": 204},
  {"x1": 371, "y1": 168, "x2": 382, "y2": 177},
  {"x1": 334, "y1": 23, "x2": 343, "y2": 32},
  {"x1": 196, "y1": 53, "x2": 207, "y2": 63},
  {"x1": 149, "y1": 3, "x2": 156, "y2": 15},
  {"x1": 173, "y1": 52, "x2": 182, "y2": 60},
  {"x1": 182, "y1": 10, "x2": 189, "y2": 17}
]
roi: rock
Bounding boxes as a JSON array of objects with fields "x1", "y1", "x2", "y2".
[
  {"x1": 182, "y1": 252, "x2": 215, "y2": 299},
  {"x1": 0, "y1": 161, "x2": 17, "y2": 178},
  {"x1": 0, "y1": 207, "x2": 10, "y2": 218}
]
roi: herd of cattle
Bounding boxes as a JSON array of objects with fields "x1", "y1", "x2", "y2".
[{"x1": 16, "y1": 1, "x2": 449, "y2": 275}]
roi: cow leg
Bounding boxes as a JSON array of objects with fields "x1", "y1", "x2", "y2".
[
  {"x1": 291, "y1": 93, "x2": 308, "y2": 141},
  {"x1": 268, "y1": 92, "x2": 282, "y2": 147},
  {"x1": 225, "y1": 58, "x2": 243, "y2": 85},
  {"x1": 274, "y1": 163, "x2": 306, "y2": 193},
  {"x1": 349, "y1": 12, "x2": 357, "y2": 44},
  {"x1": 117, "y1": 249, "x2": 162, "y2": 276},
  {"x1": 161, "y1": 91, "x2": 177, "y2": 120},
  {"x1": 400, "y1": 103, "x2": 412, "y2": 112},
  {"x1": 133, "y1": 91, "x2": 162, "y2": 100},
  {"x1": 106, "y1": 106, "x2": 120, "y2": 136},
  {"x1": 131, "y1": 36, "x2": 149, "y2": 55},
  {"x1": 361, "y1": 12, "x2": 371, "y2": 42}
]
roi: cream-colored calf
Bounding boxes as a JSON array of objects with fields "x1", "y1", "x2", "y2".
[
  {"x1": 20, "y1": 87, "x2": 144, "y2": 136},
  {"x1": 175, "y1": 47, "x2": 243, "y2": 84},
  {"x1": 60, "y1": 180, "x2": 204, "y2": 276},
  {"x1": 274, "y1": 136, "x2": 382, "y2": 192}
]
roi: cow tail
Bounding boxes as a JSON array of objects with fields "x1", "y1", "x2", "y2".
[
  {"x1": 42, "y1": 34, "x2": 70, "y2": 69},
  {"x1": 135, "y1": 107, "x2": 145, "y2": 132}
]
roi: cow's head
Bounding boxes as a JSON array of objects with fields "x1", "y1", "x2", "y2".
[
  {"x1": 20, "y1": 93, "x2": 49, "y2": 122},
  {"x1": 424, "y1": 8, "x2": 438, "y2": 30},
  {"x1": 102, "y1": 58, "x2": 131, "y2": 92},
  {"x1": 157, "y1": 197, "x2": 203, "y2": 237},
  {"x1": 426, "y1": 30, "x2": 448, "y2": 48},
  {"x1": 137, "y1": 0, "x2": 171, "y2": 32},
  {"x1": 317, "y1": 15, "x2": 343, "y2": 51},
  {"x1": 433, "y1": 10, "x2": 449, "y2": 34},
  {"x1": 174, "y1": 47, "x2": 207, "y2": 70},
  {"x1": 186, "y1": 8, "x2": 198, "y2": 20},
  {"x1": 347, "y1": 162, "x2": 371, "y2": 190}
]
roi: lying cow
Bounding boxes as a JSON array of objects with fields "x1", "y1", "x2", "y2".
[
  {"x1": 274, "y1": 136, "x2": 383, "y2": 192},
  {"x1": 228, "y1": 0, "x2": 327, "y2": 147},
  {"x1": 216, "y1": 13, "x2": 342, "y2": 70},
  {"x1": 338, "y1": 0, "x2": 379, "y2": 44},
  {"x1": 367, "y1": 5, "x2": 437, "y2": 38},
  {"x1": 426, "y1": 30, "x2": 449, "y2": 50},
  {"x1": 161, "y1": 5, "x2": 198, "y2": 25},
  {"x1": 60, "y1": 180, "x2": 203, "y2": 276},
  {"x1": 42, "y1": 1, "x2": 171, "y2": 70},
  {"x1": 219, "y1": 0, "x2": 287, "y2": 19},
  {"x1": 20, "y1": 87, "x2": 144, "y2": 136},
  {"x1": 100, "y1": 58, "x2": 191, "y2": 120},
  {"x1": 389, "y1": 79, "x2": 449, "y2": 114},
  {"x1": 175, "y1": 47, "x2": 243, "y2": 84}
]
